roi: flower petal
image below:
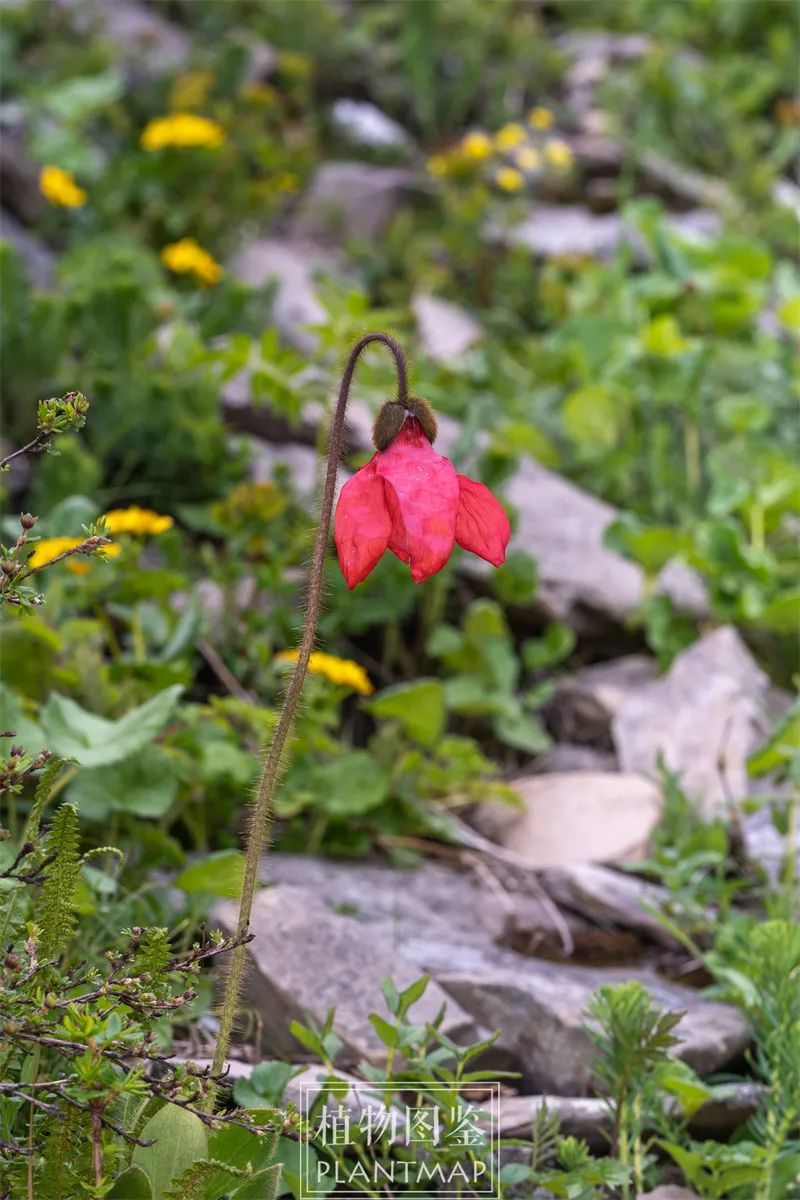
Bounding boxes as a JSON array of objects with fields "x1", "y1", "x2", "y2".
[
  {"x1": 375, "y1": 419, "x2": 459, "y2": 583},
  {"x1": 455, "y1": 475, "x2": 511, "y2": 567},
  {"x1": 334, "y1": 460, "x2": 391, "y2": 588}
]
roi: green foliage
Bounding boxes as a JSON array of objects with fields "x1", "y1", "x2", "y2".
[{"x1": 39, "y1": 801, "x2": 82, "y2": 957}]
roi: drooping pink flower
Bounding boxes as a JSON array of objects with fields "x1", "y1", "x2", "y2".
[{"x1": 334, "y1": 416, "x2": 510, "y2": 588}]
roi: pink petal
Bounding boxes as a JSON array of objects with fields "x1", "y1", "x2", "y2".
[
  {"x1": 334, "y1": 460, "x2": 391, "y2": 588},
  {"x1": 455, "y1": 475, "x2": 511, "y2": 567},
  {"x1": 375, "y1": 419, "x2": 459, "y2": 583}
]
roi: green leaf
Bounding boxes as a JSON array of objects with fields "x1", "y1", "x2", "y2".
[
  {"x1": 493, "y1": 707, "x2": 550, "y2": 754},
  {"x1": 0, "y1": 684, "x2": 45, "y2": 751},
  {"x1": 68, "y1": 746, "x2": 178, "y2": 821},
  {"x1": 232, "y1": 1164, "x2": 282, "y2": 1200},
  {"x1": 491, "y1": 551, "x2": 539, "y2": 606},
  {"x1": 273, "y1": 1136, "x2": 333, "y2": 1199},
  {"x1": 163, "y1": 1158, "x2": 247, "y2": 1200},
  {"x1": 369, "y1": 679, "x2": 445, "y2": 746},
  {"x1": 40, "y1": 685, "x2": 183, "y2": 768},
  {"x1": 397, "y1": 975, "x2": 429, "y2": 1016},
  {"x1": 562, "y1": 385, "x2": 620, "y2": 451},
  {"x1": 747, "y1": 701, "x2": 800, "y2": 776},
  {"x1": 523, "y1": 623, "x2": 576, "y2": 671},
  {"x1": 175, "y1": 850, "x2": 245, "y2": 899},
  {"x1": 108, "y1": 1166, "x2": 153, "y2": 1199},
  {"x1": 233, "y1": 1062, "x2": 295, "y2": 1110},
  {"x1": 132, "y1": 1105, "x2": 208, "y2": 1200},
  {"x1": 369, "y1": 1013, "x2": 399, "y2": 1049}
]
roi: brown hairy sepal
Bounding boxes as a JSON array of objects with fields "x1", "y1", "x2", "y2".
[{"x1": 372, "y1": 395, "x2": 438, "y2": 451}]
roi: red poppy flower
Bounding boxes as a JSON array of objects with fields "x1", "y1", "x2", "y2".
[{"x1": 334, "y1": 415, "x2": 510, "y2": 587}]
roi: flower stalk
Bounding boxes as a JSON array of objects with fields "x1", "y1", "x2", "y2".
[{"x1": 208, "y1": 332, "x2": 408, "y2": 1095}]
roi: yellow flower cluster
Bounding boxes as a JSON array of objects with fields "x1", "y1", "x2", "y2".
[
  {"x1": 103, "y1": 507, "x2": 174, "y2": 536},
  {"x1": 28, "y1": 536, "x2": 121, "y2": 574},
  {"x1": 425, "y1": 106, "x2": 573, "y2": 193},
  {"x1": 276, "y1": 650, "x2": 374, "y2": 696},
  {"x1": 39, "y1": 166, "x2": 87, "y2": 208},
  {"x1": 140, "y1": 112, "x2": 225, "y2": 151},
  {"x1": 160, "y1": 238, "x2": 223, "y2": 286}
]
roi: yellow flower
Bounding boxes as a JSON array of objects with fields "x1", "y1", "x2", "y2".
[
  {"x1": 494, "y1": 123, "x2": 526, "y2": 152},
  {"x1": 426, "y1": 154, "x2": 450, "y2": 177},
  {"x1": 39, "y1": 166, "x2": 87, "y2": 208},
  {"x1": 28, "y1": 536, "x2": 121, "y2": 573},
  {"x1": 545, "y1": 139, "x2": 574, "y2": 170},
  {"x1": 495, "y1": 166, "x2": 525, "y2": 193},
  {"x1": 528, "y1": 106, "x2": 554, "y2": 131},
  {"x1": 276, "y1": 650, "x2": 374, "y2": 696},
  {"x1": 460, "y1": 131, "x2": 493, "y2": 161},
  {"x1": 140, "y1": 112, "x2": 225, "y2": 151},
  {"x1": 161, "y1": 238, "x2": 223, "y2": 286},
  {"x1": 103, "y1": 507, "x2": 174, "y2": 536},
  {"x1": 515, "y1": 146, "x2": 541, "y2": 171}
]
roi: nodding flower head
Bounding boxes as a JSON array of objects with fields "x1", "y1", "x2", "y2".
[{"x1": 334, "y1": 397, "x2": 510, "y2": 588}]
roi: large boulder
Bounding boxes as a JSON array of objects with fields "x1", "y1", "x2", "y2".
[
  {"x1": 213, "y1": 884, "x2": 481, "y2": 1067},
  {"x1": 612, "y1": 626, "x2": 773, "y2": 818}
]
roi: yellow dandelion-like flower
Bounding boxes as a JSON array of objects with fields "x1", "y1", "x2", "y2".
[
  {"x1": 39, "y1": 166, "x2": 87, "y2": 208},
  {"x1": 140, "y1": 112, "x2": 225, "y2": 151},
  {"x1": 276, "y1": 649, "x2": 374, "y2": 696},
  {"x1": 528, "y1": 106, "x2": 554, "y2": 131},
  {"x1": 28, "y1": 536, "x2": 121, "y2": 573},
  {"x1": 545, "y1": 139, "x2": 574, "y2": 170},
  {"x1": 515, "y1": 146, "x2": 541, "y2": 171},
  {"x1": 161, "y1": 238, "x2": 223, "y2": 287},
  {"x1": 495, "y1": 166, "x2": 525, "y2": 193},
  {"x1": 426, "y1": 154, "x2": 451, "y2": 178},
  {"x1": 103, "y1": 507, "x2": 174, "y2": 536},
  {"x1": 494, "y1": 123, "x2": 526, "y2": 152},
  {"x1": 459, "y1": 131, "x2": 493, "y2": 162}
]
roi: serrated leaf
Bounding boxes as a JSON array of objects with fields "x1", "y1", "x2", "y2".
[{"x1": 163, "y1": 1158, "x2": 247, "y2": 1200}]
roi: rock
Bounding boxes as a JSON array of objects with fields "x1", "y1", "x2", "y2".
[
  {"x1": 248, "y1": 437, "x2": 322, "y2": 498},
  {"x1": 415, "y1": 941, "x2": 750, "y2": 1095},
  {"x1": 475, "y1": 772, "x2": 662, "y2": 868},
  {"x1": 0, "y1": 210, "x2": 55, "y2": 288},
  {"x1": 493, "y1": 204, "x2": 721, "y2": 262},
  {"x1": 548, "y1": 656, "x2": 658, "y2": 747},
  {"x1": 294, "y1": 162, "x2": 418, "y2": 243},
  {"x1": 412, "y1": 293, "x2": 483, "y2": 364},
  {"x1": 330, "y1": 100, "x2": 412, "y2": 152},
  {"x1": 264, "y1": 853, "x2": 567, "y2": 950},
  {"x1": 613, "y1": 627, "x2": 773, "y2": 818},
  {"x1": 57, "y1": 0, "x2": 189, "y2": 77},
  {"x1": 228, "y1": 238, "x2": 339, "y2": 353},
  {"x1": 531, "y1": 744, "x2": 618, "y2": 774},
  {"x1": 497, "y1": 1094, "x2": 610, "y2": 1149},
  {"x1": 539, "y1": 862, "x2": 676, "y2": 946},
  {"x1": 213, "y1": 884, "x2": 481, "y2": 1067},
  {"x1": 0, "y1": 128, "x2": 44, "y2": 224}
]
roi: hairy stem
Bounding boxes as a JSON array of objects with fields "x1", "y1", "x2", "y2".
[{"x1": 208, "y1": 333, "x2": 408, "y2": 1098}]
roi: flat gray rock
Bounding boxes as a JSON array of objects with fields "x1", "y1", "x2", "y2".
[
  {"x1": 228, "y1": 238, "x2": 340, "y2": 353},
  {"x1": 294, "y1": 162, "x2": 418, "y2": 243},
  {"x1": 493, "y1": 204, "x2": 720, "y2": 261},
  {"x1": 413, "y1": 941, "x2": 750, "y2": 1095},
  {"x1": 613, "y1": 627, "x2": 773, "y2": 818},
  {"x1": 213, "y1": 884, "x2": 481, "y2": 1067},
  {"x1": 412, "y1": 293, "x2": 483, "y2": 364},
  {"x1": 539, "y1": 862, "x2": 676, "y2": 945}
]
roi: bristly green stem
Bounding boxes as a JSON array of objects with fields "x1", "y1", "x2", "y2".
[{"x1": 208, "y1": 333, "x2": 409, "y2": 1098}]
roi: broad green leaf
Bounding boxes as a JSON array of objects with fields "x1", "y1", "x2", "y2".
[
  {"x1": 0, "y1": 684, "x2": 45, "y2": 751},
  {"x1": 369, "y1": 679, "x2": 445, "y2": 746},
  {"x1": 640, "y1": 314, "x2": 690, "y2": 356},
  {"x1": 108, "y1": 1166, "x2": 153, "y2": 1199},
  {"x1": 132, "y1": 1105, "x2": 207, "y2": 1199},
  {"x1": 562, "y1": 385, "x2": 620, "y2": 450},
  {"x1": 175, "y1": 850, "x2": 245, "y2": 899},
  {"x1": 273, "y1": 1136, "x2": 333, "y2": 1199},
  {"x1": 232, "y1": 1164, "x2": 282, "y2": 1200},
  {"x1": 493, "y1": 707, "x2": 550, "y2": 755},
  {"x1": 491, "y1": 552, "x2": 539, "y2": 606},
  {"x1": 163, "y1": 1158, "x2": 247, "y2": 1200},
  {"x1": 523, "y1": 623, "x2": 576, "y2": 671},
  {"x1": 368, "y1": 1013, "x2": 398, "y2": 1049},
  {"x1": 68, "y1": 746, "x2": 178, "y2": 820},
  {"x1": 40, "y1": 685, "x2": 183, "y2": 768}
]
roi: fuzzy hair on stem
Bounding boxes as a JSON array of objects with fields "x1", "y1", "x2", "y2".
[{"x1": 207, "y1": 333, "x2": 409, "y2": 1101}]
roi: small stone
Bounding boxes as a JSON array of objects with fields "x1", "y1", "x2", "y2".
[
  {"x1": 227, "y1": 238, "x2": 339, "y2": 353},
  {"x1": 331, "y1": 100, "x2": 412, "y2": 152},
  {"x1": 539, "y1": 862, "x2": 677, "y2": 945}
]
